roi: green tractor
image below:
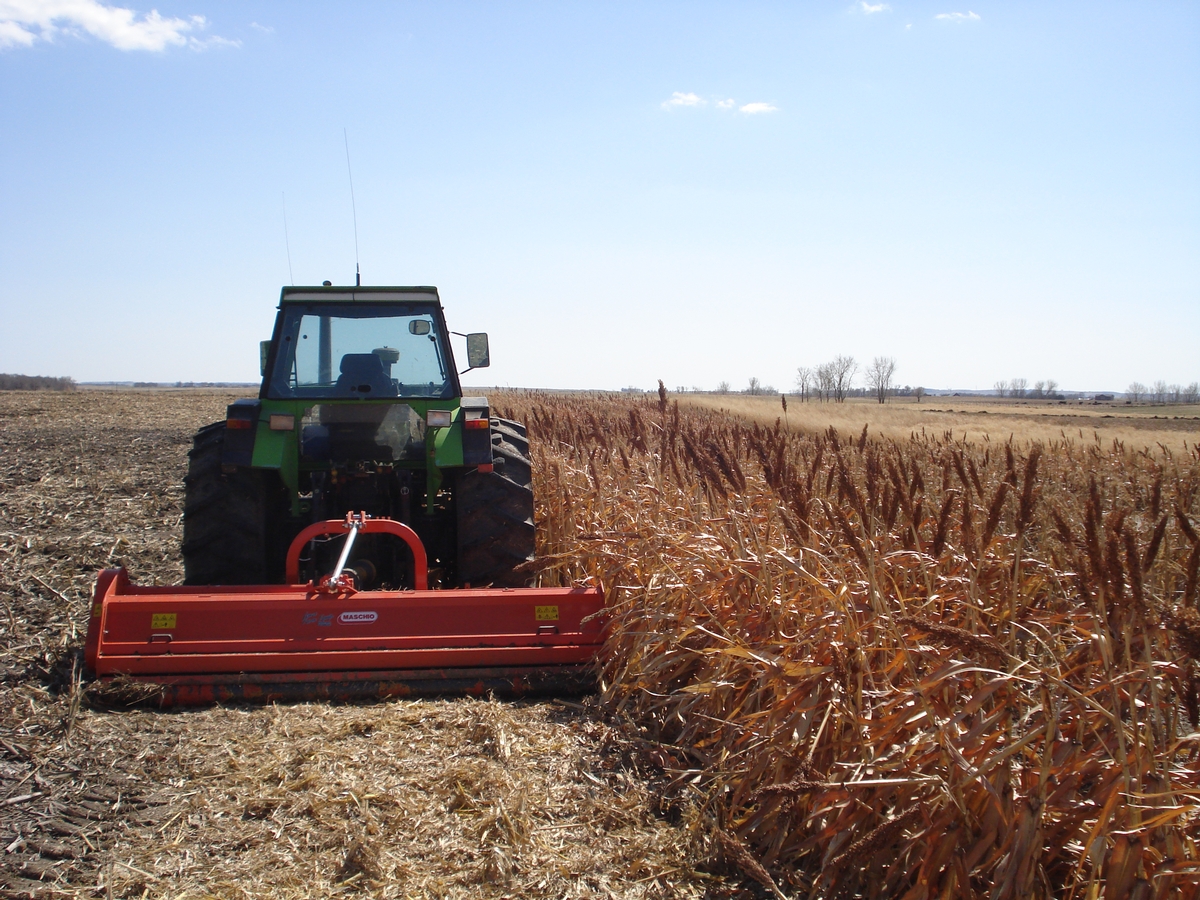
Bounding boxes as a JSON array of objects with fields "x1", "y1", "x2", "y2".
[{"x1": 183, "y1": 285, "x2": 534, "y2": 590}]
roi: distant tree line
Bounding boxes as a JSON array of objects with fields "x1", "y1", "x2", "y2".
[
  {"x1": 707, "y1": 356, "x2": 912, "y2": 404},
  {"x1": 0, "y1": 374, "x2": 76, "y2": 391},
  {"x1": 1126, "y1": 381, "x2": 1200, "y2": 404},
  {"x1": 994, "y1": 379, "x2": 1063, "y2": 400},
  {"x1": 792, "y1": 356, "x2": 901, "y2": 404},
  {"x1": 713, "y1": 379, "x2": 780, "y2": 395},
  {"x1": 171, "y1": 381, "x2": 256, "y2": 388},
  {"x1": 993, "y1": 378, "x2": 1199, "y2": 404},
  {"x1": 744, "y1": 377, "x2": 778, "y2": 396},
  {"x1": 700, "y1": 369, "x2": 1197, "y2": 405}
]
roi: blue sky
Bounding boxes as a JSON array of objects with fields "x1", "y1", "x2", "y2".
[{"x1": 1, "y1": 1, "x2": 1197, "y2": 393}]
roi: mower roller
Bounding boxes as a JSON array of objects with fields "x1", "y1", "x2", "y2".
[{"x1": 83, "y1": 285, "x2": 606, "y2": 705}]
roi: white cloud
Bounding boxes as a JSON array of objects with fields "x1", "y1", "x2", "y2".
[
  {"x1": 935, "y1": 11, "x2": 981, "y2": 22},
  {"x1": 662, "y1": 91, "x2": 705, "y2": 109},
  {"x1": 194, "y1": 33, "x2": 238, "y2": 49},
  {"x1": 0, "y1": 15, "x2": 34, "y2": 45},
  {"x1": 249, "y1": 21, "x2": 272, "y2": 34},
  {"x1": 661, "y1": 95, "x2": 776, "y2": 115},
  {"x1": 0, "y1": 0, "x2": 236, "y2": 51},
  {"x1": 860, "y1": 2, "x2": 890, "y2": 13}
]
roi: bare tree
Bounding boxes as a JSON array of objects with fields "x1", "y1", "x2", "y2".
[
  {"x1": 716, "y1": 380, "x2": 730, "y2": 394},
  {"x1": 1031, "y1": 380, "x2": 1046, "y2": 400},
  {"x1": 1169, "y1": 384, "x2": 1182, "y2": 404},
  {"x1": 831, "y1": 355, "x2": 857, "y2": 403},
  {"x1": 866, "y1": 356, "x2": 897, "y2": 404},
  {"x1": 795, "y1": 366, "x2": 812, "y2": 402},
  {"x1": 1185, "y1": 382, "x2": 1199, "y2": 404},
  {"x1": 1011, "y1": 378, "x2": 1028, "y2": 399},
  {"x1": 994, "y1": 380, "x2": 1008, "y2": 398},
  {"x1": 1127, "y1": 382, "x2": 1146, "y2": 403},
  {"x1": 1153, "y1": 380, "x2": 1168, "y2": 404},
  {"x1": 747, "y1": 377, "x2": 763, "y2": 395},
  {"x1": 915, "y1": 386, "x2": 925, "y2": 403},
  {"x1": 816, "y1": 362, "x2": 835, "y2": 402},
  {"x1": 1045, "y1": 379, "x2": 1059, "y2": 398}
]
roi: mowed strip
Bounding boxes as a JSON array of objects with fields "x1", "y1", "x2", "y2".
[{"x1": 0, "y1": 389, "x2": 721, "y2": 898}]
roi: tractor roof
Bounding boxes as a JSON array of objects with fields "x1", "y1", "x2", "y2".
[{"x1": 279, "y1": 286, "x2": 441, "y2": 307}]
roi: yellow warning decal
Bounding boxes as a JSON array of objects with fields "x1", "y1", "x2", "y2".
[
  {"x1": 92, "y1": 604, "x2": 103, "y2": 618},
  {"x1": 535, "y1": 605, "x2": 559, "y2": 621},
  {"x1": 151, "y1": 613, "x2": 177, "y2": 629}
]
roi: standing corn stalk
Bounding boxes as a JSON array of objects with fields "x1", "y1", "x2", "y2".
[{"x1": 501, "y1": 390, "x2": 1200, "y2": 899}]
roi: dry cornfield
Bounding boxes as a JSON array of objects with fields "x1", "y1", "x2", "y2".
[{"x1": 495, "y1": 391, "x2": 1200, "y2": 899}]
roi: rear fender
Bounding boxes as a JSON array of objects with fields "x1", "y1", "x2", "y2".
[
  {"x1": 221, "y1": 399, "x2": 261, "y2": 467},
  {"x1": 460, "y1": 397, "x2": 491, "y2": 466}
]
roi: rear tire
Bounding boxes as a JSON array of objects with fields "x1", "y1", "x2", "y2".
[
  {"x1": 182, "y1": 422, "x2": 269, "y2": 585},
  {"x1": 491, "y1": 417, "x2": 528, "y2": 447},
  {"x1": 456, "y1": 420, "x2": 535, "y2": 587}
]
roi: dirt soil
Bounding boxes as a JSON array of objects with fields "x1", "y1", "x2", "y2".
[{"x1": 0, "y1": 390, "x2": 727, "y2": 899}]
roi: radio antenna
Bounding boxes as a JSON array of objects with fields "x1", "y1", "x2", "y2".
[
  {"x1": 282, "y1": 192, "x2": 295, "y2": 285},
  {"x1": 343, "y1": 128, "x2": 361, "y2": 286}
]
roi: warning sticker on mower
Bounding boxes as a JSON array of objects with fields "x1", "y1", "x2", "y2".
[
  {"x1": 338, "y1": 611, "x2": 379, "y2": 624},
  {"x1": 535, "y1": 605, "x2": 559, "y2": 621},
  {"x1": 151, "y1": 613, "x2": 176, "y2": 629}
]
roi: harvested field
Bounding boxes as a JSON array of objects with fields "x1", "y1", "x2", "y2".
[
  {"x1": 3, "y1": 387, "x2": 1200, "y2": 898},
  {"x1": 681, "y1": 393, "x2": 1200, "y2": 450},
  {"x1": 0, "y1": 391, "x2": 729, "y2": 899}
]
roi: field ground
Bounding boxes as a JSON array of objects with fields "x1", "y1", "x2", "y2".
[
  {"x1": 2, "y1": 388, "x2": 1198, "y2": 898},
  {"x1": 681, "y1": 393, "x2": 1200, "y2": 451}
]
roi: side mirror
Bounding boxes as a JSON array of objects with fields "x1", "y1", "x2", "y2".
[
  {"x1": 260, "y1": 340, "x2": 271, "y2": 376},
  {"x1": 466, "y1": 333, "x2": 490, "y2": 369},
  {"x1": 408, "y1": 320, "x2": 431, "y2": 336}
]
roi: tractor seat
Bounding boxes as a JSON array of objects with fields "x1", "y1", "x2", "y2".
[{"x1": 336, "y1": 353, "x2": 396, "y2": 397}]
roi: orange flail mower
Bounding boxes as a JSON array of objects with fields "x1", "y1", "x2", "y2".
[{"x1": 86, "y1": 513, "x2": 605, "y2": 706}]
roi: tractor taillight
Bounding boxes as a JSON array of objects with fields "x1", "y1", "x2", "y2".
[
  {"x1": 226, "y1": 418, "x2": 254, "y2": 430},
  {"x1": 464, "y1": 419, "x2": 490, "y2": 430}
]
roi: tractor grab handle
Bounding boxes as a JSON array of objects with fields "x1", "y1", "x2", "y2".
[{"x1": 286, "y1": 514, "x2": 428, "y2": 589}]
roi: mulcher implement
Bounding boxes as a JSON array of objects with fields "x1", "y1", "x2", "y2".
[
  {"x1": 85, "y1": 286, "x2": 605, "y2": 704},
  {"x1": 85, "y1": 517, "x2": 604, "y2": 706}
]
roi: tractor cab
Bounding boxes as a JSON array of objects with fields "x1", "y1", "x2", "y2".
[{"x1": 260, "y1": 288, "x2": 474, "y2": 401}]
